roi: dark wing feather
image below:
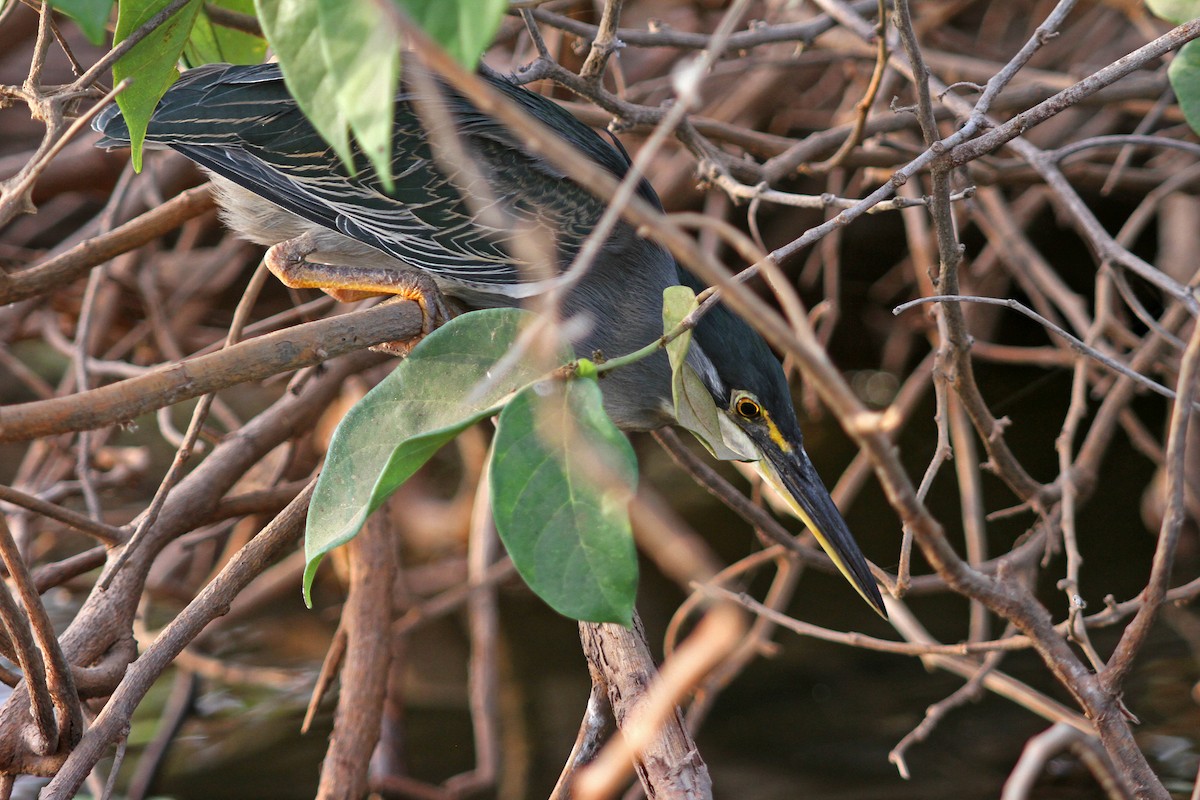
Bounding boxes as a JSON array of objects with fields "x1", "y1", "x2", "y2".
[{"x1": 93, "y1": 62, "x2": 659, "y2": 291}]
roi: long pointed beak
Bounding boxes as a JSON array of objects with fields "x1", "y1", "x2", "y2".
[{"x1": 757, "y1": 447, "x2": 887, "y2": 618}]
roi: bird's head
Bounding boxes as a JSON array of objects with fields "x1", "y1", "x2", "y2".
[{"x1": 685, "y1": 289, "x2": 887, "y2": 618}]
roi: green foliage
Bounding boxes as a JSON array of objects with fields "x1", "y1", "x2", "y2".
[
  {"x1": 1147, "y1": 0, "x2": 1200, "y2": 134},
  {"x1": 184, "y1": 0, "x2": 266, "y2": 66},
  {"x1": 254, "y1": 0, "x2": 398, "y2": 186},
  {"x1": 112, "y1": 0, "x2": 203, "y2": 170},
  {"x1": 48, "y1": 0, "x2": 114, "y2": 45},
  {"x1": 1170, "y1": 41, "x2": 1200, "y2": 134},
  {"x1": 109, "y1": 0, "x2": 507, "y2": 179},
  {"x1": 491, "y1": 379, "x2": 638, "y2": 624},
  {"x1": 398, "y1": 0, "x2": 508, "y2": 67},
  {"x1": 303, "y1": 309, "x2": 639, "y2": 624},
  {"x1": 302, "y1": 309, "x2": 568, "y2": 603},
  {"x1": 1145, "y1": 0, "x2": 1198, "y2": 23},
  {"x1": 253, "y1": 0, "x2": 506, "y2": 189},
  {"x1": 662, "y1": 286, "x2": 749, "y2": 461}
]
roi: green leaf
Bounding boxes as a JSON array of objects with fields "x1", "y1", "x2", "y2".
[
  {"x1": 303, "y1": 309, "x2": 571, "y2": 604},
  {"x1": 396, "y1": 0, "x2": 507, "y2": 68},
  {"x1": 316, "y1": 0, "x2": 399, "y2": 187},
  {"x1": 254, "y1": 0, "x2": 353, "y2": 170},
  {"x1": 1170, "y1": 39, "x2": 1200, "y2": 136},
  {"x1": 253, "y1": 0, "x2": 506, "y2": 191},
  {"x1": 113, "y1": 0, "x2": 204, "y2": 170},
  {"x1": 48, "y1": 0, "x2": 114, "y2": 45},
  {"x1": 662, "y1": 286, "x2": 750, "y2": 461},
  {"x1": 254, "y1": 0, "x2": 399, "y2": 188},
  {"x1": 1146, "y1": 0, "x2": 1200, "y2": 24},
  {"x1": 184, "y1": 0, "x2": 266, "y2": 67},
  {"x1": 491, "y1": 378, "x2": 638, "y2": 624}
]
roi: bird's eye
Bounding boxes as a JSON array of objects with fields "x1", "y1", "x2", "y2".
[{"x1": 734, "y1": 396, "x2": 761, "y2": 419}]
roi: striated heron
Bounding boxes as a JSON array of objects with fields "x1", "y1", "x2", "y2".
[{"x1": 93, "y1": 62, "x2": 886, "y2": 616}]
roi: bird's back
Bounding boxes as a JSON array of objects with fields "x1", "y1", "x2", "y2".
[
  {"x1": 93, "y1": 63, "x2": 687, "y2": 429},
  {"x1": 93, "y1": 63, "x2": 665, "y2": 302}
]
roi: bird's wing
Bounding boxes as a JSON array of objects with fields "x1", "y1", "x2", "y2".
[{"x1": 94, "y1": 63, "x2": 656, "y2": 292}]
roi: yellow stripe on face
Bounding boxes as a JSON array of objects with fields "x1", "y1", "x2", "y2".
[{"x1": 761, "y1": 411, "x2": 793, "y2": 454}]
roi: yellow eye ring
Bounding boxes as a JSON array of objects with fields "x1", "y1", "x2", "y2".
[{"x1": 735, "y1": 396, "x2": 761, "y2": 419}]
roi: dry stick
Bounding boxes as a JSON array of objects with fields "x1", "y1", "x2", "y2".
[
  {"x1": 884, "y1": 600, "x2": 1093, "y2": 735},
  {"x1": 764, "y1": 13, "x2": 1200, "y2": 317},
  {"x1": 549, "y1": 685, "x2": 614, "y2": 800},
  {"x1": 0, "y1": 352, "x2": 382, "y2": 778},
  {"x1": 0, "y1": 563, "x2": 57, "y2": 754},
  {"x1": 32, "y1": 547, "x2": 105, "y2": 594},
  {"x1": 573, "y1": 607, "x2": 743, "y2": 800},
  {"x1": 301, "y1": 626, "x2": 346, "y2": 736},
  {"x1": 973, "y1": 187, "x2": 1092, "y2": 337},
  {"x1": 701, "y1": 581, "x2": 1035, "y2": 657},
  {"x1": 904, "y1": 0, "x2": 1049, "y2": 510},
  {"x1": 578, "y1": 0, "x2": 624, "y2": 82},
  {"x1": 0, "y1": 77, "x2": 130, "y2": 230},
  {"x1": 675, "y1": 553, "x2": 801, "y2": 734},
  {"x1": 1005, "y1": 722, "x2": 1129, "y2": 800},
  {"x1": 0, "y1": 0, "x2": 192, "y2": 227},
  {"x1": 1101, "y1": 90, "x2": 1176, "y2": 196},
  {"x1": 894, "y1": 295, "x2": 1190, "y2": 404},
  {"x1": 530, "y1": 2, "x2": 859, "y2": 51},
  {"x1": 932, "y1": 21, "x2": 1200, "y2": 312},
  {"x1": 0, "y1": 515, "x2": 82, "y2": 753},
  {"x1": 546, "y1": 0, "x2": 752, "y2": 311},
  {"x1": 812, "y1": 0, "x2": 890, "y2": 171},
  {"x1": 0, "y1": 301, "x2": 421, "y2": 442},
  {"x1": 124, "y1": 669, "x2": 197, "y2": 800},
  {"x1": 401, "y1": 18, "x2": 1161, "y2": 795},
  {"x1": 0, "y1": 484, "x2": 124, "y2": 546},
  {"x1": 64, "y1": 0, "x2": 194, "y2": 96},
  {"x1": 876, "y1": 2, "x2": 1170, "y2": 795},
  {"x1": 891, "y1": 645, "x2": 1012, "y2": 777},
  {"x1": 41, "y1": 482, "x2": 314, "y2": 800},
  {"x1": 0, "y1": 185, "x2": 216, "y2": 306},
  {"x1": 1057, "y1": 313, "x2": 1108, "y2": 671},
  {"x1": 103, "y1": 264, "x2": 274, "y2": 587},
  {"x1": 762, "y1": 0, "x2": 1081, "y2": 264},
  {"x1": 442, "y1": 462, "x2": 502, "y2": 796},
  {"x1": 71, "y1": 168, "x2": 138, "y2": 524},
  {"x1": 949, "y1": 396, "x2": 990, "y2": 643},
  {"x1": 1023, "y1": 143, "x2": 1196, "y2": 314},
  {"x1": 1101, "y1": 315, "x2": 1200, "y2": 693},
  {"x1": 898, "y1": 178, "x2": 952, "y2": 594},
  {"x1": 945, "y1": 22, "x2": 1200, "y2": 172},
  {"x1": 315, "y1": 509, "x2": 396, "y2": 800}
]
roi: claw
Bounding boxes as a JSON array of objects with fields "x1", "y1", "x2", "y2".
[{"x1": 263, "y1": 234, "x2": 452, "y2": 357}]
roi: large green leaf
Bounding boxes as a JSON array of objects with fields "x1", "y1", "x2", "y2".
[
  {"x1": 1146, "y1": 0, "x2": 1200, "y2": 24},
  {"x1": 1171, "y1": 40, "x2": 1200, "y2": 136},
  {"x1": 397, "y1": 0, "x2": 507, "y2": 67},
  {"x1": 113, "y1": 0, "x2": 204, "y2": 170},
  {"x1": 254, "y1": 0, "x2": 354, "y2": 170},
  {"x1": 184, "y1": 0, "x2": 266, "y2": 66},
  {"x1": 491, "y1": 378, "x2": 638, "y2": 624},
  {"x1": 662, "y1": 286, "x2": 750, "y2": 461},
  {"x1": 1147, "y1": 0, "x2": 1200, "y2": 135},
  {"x1": 303, "y1": 309, "x2": 571, "y2": 603},
  {"x1": 48, "y1": 0, "x2": 114, "y2": 45},
  {"x1": 315, "y1": 0, "x2": 399, "y2": 185},
  {"x1": 253, "y1": 0, "x2": 506, "y2": 191}
]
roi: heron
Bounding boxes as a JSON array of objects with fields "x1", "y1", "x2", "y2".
[{"x1": 93, "y1": 62, "x2": 885, "y2": 616}]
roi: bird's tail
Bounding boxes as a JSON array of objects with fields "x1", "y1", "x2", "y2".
[
  {"x1": 91, "y1": 62, "x2": 290, "y2": 150},
  {"x1": 92, "y1": 102, "x2": 130, "y2": 148}
]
